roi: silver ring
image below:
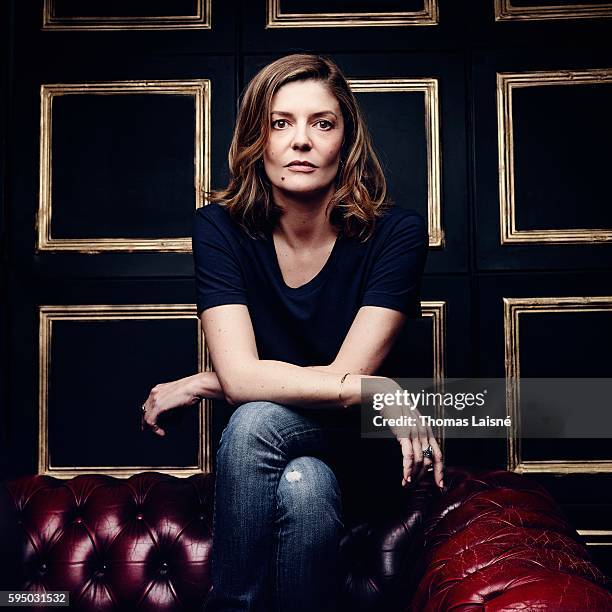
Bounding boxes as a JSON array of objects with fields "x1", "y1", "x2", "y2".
[
  {"x1": 141, "y1": 404, "x2": 147, "y2": 414},
  {"x1": 423, "y1": 445, "x2": 434, "y2": 459}
]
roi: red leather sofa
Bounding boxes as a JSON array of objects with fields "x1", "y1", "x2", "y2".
[{"x1": 1, "y1": 467, "x2": 611, "y2": 611}]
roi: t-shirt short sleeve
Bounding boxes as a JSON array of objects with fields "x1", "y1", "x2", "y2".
[
  {"x1": 192, "y1": 206, "x2": 248, "y2": 316},
  {"x1": 360, "y1": 211, "x2": 428, "y2": 318}
]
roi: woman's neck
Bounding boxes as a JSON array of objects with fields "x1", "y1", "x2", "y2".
[{"x1": 271, "y1": 184, "x2": 338, "y2": 250}]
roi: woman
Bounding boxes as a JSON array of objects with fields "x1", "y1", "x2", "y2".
[{"x1": 142, "y1": 54, "x2": 443, "y2": 612}]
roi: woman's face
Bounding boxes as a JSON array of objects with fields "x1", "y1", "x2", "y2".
[{"x1": 263, "y1": 79, "x2": 345, "y2": 197}]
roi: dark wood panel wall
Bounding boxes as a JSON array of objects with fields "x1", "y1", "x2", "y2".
[
  {"x1": 1, "y1": 0, "x2": 611, "y2": 570},
  {"x1": 0, "y1": 0, "x2": 14, "y2": 482}
]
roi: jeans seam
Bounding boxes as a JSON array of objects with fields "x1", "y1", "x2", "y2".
[
  {"x1": 272, "y1": 467, "x2": 285, "y2": 612},
  {"x1": 276, "y1": 427, "x2": 324, "y2": 455}
]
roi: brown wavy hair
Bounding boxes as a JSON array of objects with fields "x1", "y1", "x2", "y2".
[{"x1": 205, "y1": 53, "x2": 393, "y2": 242}]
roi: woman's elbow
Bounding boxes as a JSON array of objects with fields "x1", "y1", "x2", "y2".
[
  {"x1": 216, "y1": 360, "x2": 259, "y2": 406},
  {"x1": 224, "y1": 389, "x2": 239, "y2": 407},
  {"x1": 219, "y1": 376, "x2": 247, "y2": 407},
  {"x1": 219, "y1": 380, "x2": 238, "y2": 407}
]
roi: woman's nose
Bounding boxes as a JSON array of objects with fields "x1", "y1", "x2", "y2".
[{"x1": 291, "y1": 124, "x2": 312, "y2": 150}]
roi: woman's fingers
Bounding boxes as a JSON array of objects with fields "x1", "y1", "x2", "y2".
[
  {"x1": 140, "y1": 398, "x2": 149, "y2": 432},
  {"x1": 399, "y1": 438, "x2": 414, "y2": 487},
  {"x1": 399, "y1": 428, "x2": 444, "y2": 490},
  {"x1": 143, "y1": 412, "x2": 166, "y2": 436},
  {"x1": 418, "y1": 439, "x2": 432, "y2": 480},
  {"x1": 423, "y1": 423, "x2": 443, "y2": 488},
  {"x1": 410, "y1": 433, "x2": 423, "y2": 482},
  {"x1": 141, "y1": 395, "x2": 166, "y2": 437},
  {"x1": 385, "y1": 396, "x2": 444, "y2": 490},
  {"x1": 420, "y1": 427, "x2": 433, "y2": 474},
  {"x1": 427, "y1": 433, "x2": 444, "y2": 488},
  {"x1": 411, "y1": 415, "x2": 433, "y2": 482},
  {"x1": 151, "y1": 419, "x2": 166, "y2": 436},
  {"x1": 140, "y1": 377, "x2": 201, "y2": 436}
]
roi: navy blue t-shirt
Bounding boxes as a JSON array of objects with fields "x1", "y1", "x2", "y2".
[{"x1": 192, "y1": 202, "x2": 428, "y2": 370}]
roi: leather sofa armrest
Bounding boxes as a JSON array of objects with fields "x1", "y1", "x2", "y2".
[{"x1": 409, "y1": 468, "x2": 612, "y2": 611}]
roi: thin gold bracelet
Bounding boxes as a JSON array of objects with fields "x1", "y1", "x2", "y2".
[{"x1": 338, "y1": 372, "x2": 351, "y2": 409}]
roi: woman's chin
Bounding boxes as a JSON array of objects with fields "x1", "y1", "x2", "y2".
[{"x1": 275, "y1": 180, "x2": 333, "y2": 198}]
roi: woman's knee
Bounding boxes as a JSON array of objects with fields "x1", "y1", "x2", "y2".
[
  {"x1": 277, "y1": 456, "x2": 343, "y2": 531},
  {"x1": 217, "y1": 401, "x2": 297, "y2": 468},
  {"x1": 220, "y1": 401, "x2": 284, "y2": 444}
]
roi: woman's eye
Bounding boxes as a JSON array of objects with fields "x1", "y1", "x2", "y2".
[{"x1": 271, "y1": 118, "x2": 333, "y2": 130}]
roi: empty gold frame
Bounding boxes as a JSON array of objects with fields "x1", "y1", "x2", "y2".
[
  {"x1": 420, "y1": 301, "x2": 447, "y2": 446},
  {"x1": 38, "y1": 304, "x2": 211, "y2": 478},
  {"x1": 420, "y1": 301, "x2": 446, "y2": 386},
  {"x1": 266, "y1": 0, "x2": 438, "y2": 28},
  {"x1": 495, "y1": 0, "x2": 612, "y2": 21},
  {"x1": 38, "y1": 80, "x2": 210, "y2": 252},
  {"x1": 576, "y1": 529, "x2": 612, "y2": 547},
  {"x1": 349, "y1": 79, "x2": 443, "y2": 248},
  {"x1": 504, "y1": 296, "x2": 612, "y2": 474},
  {"x1": 497, "y1": 69, "x2": 612, "y2": 244},
  {"x1": 42, "y1": 0, "x2": 211, "y2": 30}
]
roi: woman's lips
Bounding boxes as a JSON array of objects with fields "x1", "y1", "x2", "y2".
[{"x1": 286, "y1": 165, "x2": 317, "y2": 172}]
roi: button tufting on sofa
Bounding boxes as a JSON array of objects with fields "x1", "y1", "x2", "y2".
[{"x1": 1, "y1": 468, "x2": 610, "y2": 611}]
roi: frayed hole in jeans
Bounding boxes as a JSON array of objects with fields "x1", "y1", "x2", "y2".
[{"x1": 285, "y1": 470, "x2": 302, "y2": 483}]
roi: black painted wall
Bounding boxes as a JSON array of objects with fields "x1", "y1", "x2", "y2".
[{"x1": 1, "y1": 0, "x2": 611, "y2": 571}]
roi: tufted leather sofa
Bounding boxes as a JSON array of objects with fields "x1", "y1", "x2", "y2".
[{"x1": 1, "y1": 467, "x2": 611, "y2": 611}]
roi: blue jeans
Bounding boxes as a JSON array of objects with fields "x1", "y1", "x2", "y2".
[{"x1": 203, "y1": 400, "x2": 368, "y2": 612}]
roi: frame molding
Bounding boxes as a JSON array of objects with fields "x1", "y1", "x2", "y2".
[
  {"x1": 577, "y1": 529, "x2": 612, "y2": 546},
  {"x1": 421, "y1": 301, "x2": 446, "y2": 385},
  {"x1": 421, "y1": 301, "x2": 447, "y2": 446},
  {"x1": 497, "y1": 69, "x2": 612, "y2": 245},
  {"x1": 38, "y1": 80, "x2": 210, "y2": 253},
  {"x1": 503, "y1": 296, "x2": 612, "y2": 474},
  {"x1": 495, "y1": 0, "x2": 612, "y2": 21},
  {"x1": 266, "y1": 0, "x2": 438, "y2": 28},
  {"x1": 39, "y1": 304, "x2": 210, "y2": 478},
  {"x1": 349, "y1": 78, "x2": 444, "y2": 248},
  {"x1": 42, "y1": 0, "x2": 212, "y2": 30}
]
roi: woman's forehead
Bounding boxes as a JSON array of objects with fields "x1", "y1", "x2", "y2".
[{"x1": 271, "y1": 80, "x2": 340, "y2": 111}]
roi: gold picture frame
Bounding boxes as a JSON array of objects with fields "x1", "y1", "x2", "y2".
[
  {"x1": 503, "y1": 296, "x2": 612, "y2": 475},
  {"x1": 497, "y1": 69, "x2": 612, "y2": 244},
  {"x1": 420, "y1": 301, "x2": 447, "y2": 446},
  {"x1": 38, "y1": 304, "x2": 211, "y2": 478},
  {"x1": 495, "y1": 0, "x2": 612, "y2": 21},
  {"x1": 38, "y1": 80, "x2": 211, "y2": 252},
  {"x1": 266, "y1": 0, "x2": 438, "y2": 28},
  {"x1": 42, "y1": 0, "x2": 212, "y2": 30},
  {"x1": 349, "y1": 78, "x2": 444, "y2": 248},
  {"x1": 577, "y1": 529, "x2": 612, "y2": 547},
  {"x1": 421, "y1": 301, "x2": 446, "y2": 386}
]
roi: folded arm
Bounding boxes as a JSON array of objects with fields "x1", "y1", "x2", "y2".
[
  {"x1": 307, "y1": 304, "x2": 408, "y2": 375},
  {"x1": 200, "y1": 303, "x2": 407, "y2": 409},
  {"x1": 143, "y1": 301, "x2": 444, "y2": 489}
]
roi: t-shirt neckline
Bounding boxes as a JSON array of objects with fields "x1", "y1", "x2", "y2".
[{"x1": 267, "y1": 231, "x2": 342, "y2": 294}]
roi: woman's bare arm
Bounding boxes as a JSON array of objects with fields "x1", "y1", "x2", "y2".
[
  {"x1": 201, "y1": 304, "x2": 386, "y2": 409},
  {"x1": 305, "y1": 307, "x2": 408, "y2": 375},
  {"x1": 145, "y1": 303, "x2": 409, "y2": 415},
  {"x1": 200, "y1": 302, "x2": 444, "y2": 489},
  {"x1": 144, "y1": 303, "x2": 443, "y2": 488}
]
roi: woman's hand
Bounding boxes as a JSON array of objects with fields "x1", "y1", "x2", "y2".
[
  {"x1": 363, "y1": 376, "x2": 444, "y2": 490},
  {"x1": 141, "y1": 373, "x2": 207, "y2": 436},
  {"x1": 394, "y1": 407, "x2": 444, "y2": 490}
]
